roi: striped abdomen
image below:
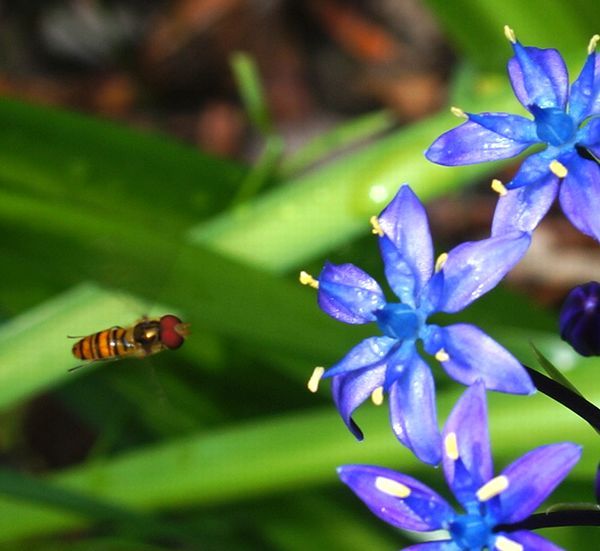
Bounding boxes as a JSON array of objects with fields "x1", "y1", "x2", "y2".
[{"x1": 72, "y1": 326, "x2": 135, "y2": 362}]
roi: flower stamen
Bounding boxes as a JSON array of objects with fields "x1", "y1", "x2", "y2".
[
  {"x1": 450, "y1": 106, "x2": 467, "y2": 119},
  {"x1": 435, "y1": 253, "x2": 448, "y2": 272},
  {"x1": 588, "y1": 34, "x2": 600, "y2": 55},
  {"x1": 371, "y1": 386, "x2": 384, "y2": 406},
  {"x1": 495, "y1": 535, "x2": 524, "y2": 551},
  {"x1": 435, "y1": 348, "x2": 450, "y2": 362},
  {"x1": 549, "y1": 160, "x2": 568, "y2": 178},
  {"x1": 444, "y1": 432, "x2": 459, "y2": 460},
  {"x1": 491, "y1": 179, "x2": 508, "y2": 196},
  {"x1": 299, "y1": 271, "x2": 319, "y2": 289},
  {"x1": 504, "y1": 25, "x2": 516, "y2": 44},
  {"x1": 476, "y1": 475, "x2": 509, "y2": 502},
  {"x1": 375, "y1": 476, "x2": 411, "y2": 498},
  {"x1": 370, "y1": 216, "x2": 384, "y2": 236},
  {"x1": 307, "y1": 366, "x2": 325, "y2": 393}
]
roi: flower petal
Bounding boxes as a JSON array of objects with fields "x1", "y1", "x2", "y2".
[
  {"x1": 508, "y1": 44, "x2": 568, "y2": 109},
  {"x1": 318, "y1": 262, "x2": 386, "y2": 324},
  {"x1": 496, "y1": 531, "x2": 565, "y2": 551},
  {"x1": 337, "y1": 465, "x2": 454, "y2": 531},
  {"x1": 425, "y1": 120, "x2": 532, "y2": 165},
  {"x1": 324, "y1": 336, "x2": 397, "y2": 378},
  {"x1": 389, "y1": 352, "x2": 442, "y2": 465},
  {"x1": 426, "y1": 324, "x2": 534, "y2": 394},
  {"x1": 506, "y1": 150, "x2": 555, "y2": 190},
  {"x1": 442, "y1": 382, "x2": 493, "y2": 508},
  {"x1": 404, "y1": 543, "x2": 458, "y2": 551},
  {"x1": 436, "y1": 233, "x2": 531, "y2": 314},
  {"x1": 466, "y1": 112, "x2": 538, "y2": 143},
  {"x1": 378, "y1": 236, "x2": 421, "y2": 307},
  {"x1": 559, "y1": 157, "x2": 600, "y2": 241},
  {"x1": 569, "y1": 48, "x2": 600, "y2": 121},
  {"x1": 578, "y1": 117, "x2": 600, "y2": 149},
  {"x1": 498, "y1": 442, "x2": 582, "y2": 523},
  {"x1": 377, "y1": 185, "x2": 433, "y2": 299},
  {"x1": 331, "y1": 363, "x2": 386, "y2": 440},
  {"x1": 491, "y1": 172, "x2": 559, "y2": 236}
]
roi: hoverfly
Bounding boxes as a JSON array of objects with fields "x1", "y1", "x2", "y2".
[{"x1": 69, "y1": 315, "x2": 190, "y2": 372}]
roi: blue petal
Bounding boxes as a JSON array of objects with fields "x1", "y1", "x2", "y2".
[
  {"x1": 442, "y1": 382, "x2": 493, "y2": 509},
  {"x1": 337, "y1": 465, "x2": 455, "y2": 531},
  {"x1": 559, "y1": 157, "x2": 600, "y2": 241},
  {"x1": 508, "y1": 44, "x2": 568, "y2": 109},
  {"x1": 389, "y1": 352, "x2": 442, "y2": 465},
  {"x1": 497, "y1": 443, "x2": 582, "y2": 524},
  {"x1": 425, "y1": 324, "x2": 534, "y2": 394},
  {"x1": 426, "y1": 120, "x2": 532, "y2": 165},
  {"x1": 331, "y1": 363, "x2": 387, "y2": 440},
  {"x1": 491, "y1": 172, "x2": 559, "y2": 236},
  {"x1": 506, "y1": 151, "x2": 555, "y2": 190},
  {"x1": 569, "y1": 49, "x2": 600, "y2": 121},
  {"x1": 324, "y1": 336, "x2": 397, "y2": 378},
  {"x1": 578, "y1": 116, "x2": 600, "y2": 149},
  {"x1": 435, "y1": 233, "x2": 531, "y2": 314},
  {"x1": 318, "y1": 262, "x2": 386, "y2": 324},
  {"x1": 379, "y1": 236, "x2": 419, "y2": 307},
  {"x1": 466, "y1": 112, "x2": 538, "y2": 143},
  {"x1": 377, "y1": 185, "x2": 433, "y2": 299},
  {"x1": 497, "y1": 531, "x2": 565, "y2": 551}
]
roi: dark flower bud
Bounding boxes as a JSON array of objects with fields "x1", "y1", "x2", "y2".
[{"x1": 559, "y1": 282, "x2": 600, "y2": 356}]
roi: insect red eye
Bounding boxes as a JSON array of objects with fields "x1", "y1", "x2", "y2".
[{"x1": 159, "y1": 315, "x2": 188, "y2": 349}]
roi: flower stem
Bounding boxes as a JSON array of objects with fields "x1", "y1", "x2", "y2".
[{"x1": 524, "y1": 365, "x2": 600, "y2": 433}]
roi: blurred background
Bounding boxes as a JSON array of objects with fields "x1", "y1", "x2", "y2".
[{"x1": 0, "y1": 0, "x2": 599, "y2": 549}]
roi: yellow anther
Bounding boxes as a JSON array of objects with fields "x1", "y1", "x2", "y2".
[
  {"x1": 307, "y1": 366, "x2": 325, "y2": 393},
  {"x1": 299, "y1": 271, "x2": 319, "y2": 289},
  {"x1": 491, "y1": 179, "x2": 508, "y2": 196},
  {"x1": 588, "y1": 34, "x2": 600, "y2": 55},
  {"x1": 370, "y1": 215, "x2": 384, "y2": 236},
  {"x1": 435, "y1": 252, "x2": 448, "y2": 273},
  {"x1": 444, "y1": 432, "x2": 459, "y2": 460},
  {"x1": 476, "y1": 475, "x2": 509, "y2": 502},
  {"x1": 375, "y1": 476, "x2": 411, "y2": 498},
  {"x1": 371, "y1": 386, "x2": 384, "y2": 406},
  {"x1": 450, "y1": 106, "x2": 467, "y2": 119},
  {"x1": 504, "y1": 25, "x2": 516, "y2": 44},
  {"x1": 495, "y1": 535, "x2": 524, "y2": 551},
  {"x1": 549, "y1": 160, "x2": 568, "y2": 178},
  {"x1": 435, "y1": 349, "x2": 450, "y2": 362}
]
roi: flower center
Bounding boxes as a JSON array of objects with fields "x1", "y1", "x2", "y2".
[
  {"x1": 531, "y1": 105, "x2": 576, "y2": 146},
  {"x1": 374, "y1": 303, "x2": 422, "y2": 340},
  {"x1": 449, "y1": 513, "x2": 493, "y2": 550}
]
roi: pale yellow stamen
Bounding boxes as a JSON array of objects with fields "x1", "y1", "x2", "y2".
[
  {"x1": 435, "y1": 348, "x2": 450, "y2": 362},
  {"x1": 299, "y1": 271, "x2": 319, "y2": 289},
  {"x1": 307, "y1": 366, "x2": 325, "y2": 393},
  {"x1": 504, "y1": 25, "x2": 516, "y2": 44},
  {"x1": 549, "y1": 160, "x2": 568, "y2": 178},
  {"x1": 476, "y1": 475, "x2": 509, "y2": 502},
  {"x1": 495, "y1": 535, "x2": 524, "y2": 551},
  {"x1": 435, "y1": 252, "x2": 448, "y2": 273},
  {"x1": 450, "y1": 106, "x2": 467, "y2": 119},
  {"x1": 375, "y1": 476, "x2": 411, "y2": 498},
  {"x1": 491, "y1": 179, "x2": 507, "y2": 197},
  {"x1": 370, "y1": 215, "x2": 384, "y2": 236},
  {"x1": 371, "y1": 386, "x2": 384, "y2": 406},
  {"x1": 588, "y1": 34, "x2": 600, "y2": 55},
  {"x1": 444, "y1": 432, "x2": 459, "y2": 460}
]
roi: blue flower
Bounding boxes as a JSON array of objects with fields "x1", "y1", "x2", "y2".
[
  {"x1": 426, "y1": 26, "x2": 600, "y2": 242},
  {"x1": 304, "y1": 184, "x2": 534, "y2": 465},
  {"x1": 338, "y1": 382, "x2": 582, "y2": 551},
  {"x1": 560, "y1": 281, "x2": 600, "y2": 356}
]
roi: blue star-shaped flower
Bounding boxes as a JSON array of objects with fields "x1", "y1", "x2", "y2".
[
  {"x1": 304, "y1": 184, "x2": 534, "y2": 465},
  {"x1": 426, "y1": 26, "x2": 600, "y2": 241},
  {"x1": 338, "y1": 382, "x2": 582, "y2": 551}
]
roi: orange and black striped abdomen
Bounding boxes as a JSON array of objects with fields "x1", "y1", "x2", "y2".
[{"x1": 72, "y1": 327, "x2": 134, "y2": 362}]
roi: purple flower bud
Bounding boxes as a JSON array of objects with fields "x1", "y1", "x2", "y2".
[{"x1": 559, "y1": 281, "x2": 600, "y2": 356}]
